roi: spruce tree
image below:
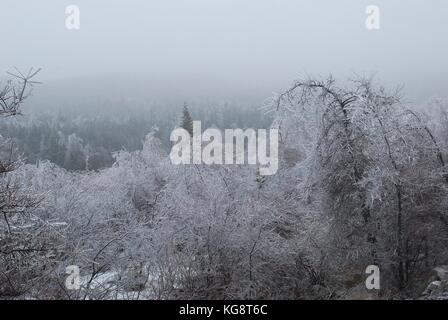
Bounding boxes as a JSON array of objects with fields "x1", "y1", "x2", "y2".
[{"x1": 180, "y1": 102, "x2": 194, "y2": 136}]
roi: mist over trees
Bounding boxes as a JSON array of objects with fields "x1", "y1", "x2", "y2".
[
  {"x1": 1, "y1": 70, "x2": 448, "y2": 300},
  {"x1": 0, "y1": 100, "x2": 268, "y2": 171}
]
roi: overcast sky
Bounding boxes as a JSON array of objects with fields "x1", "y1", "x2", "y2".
[{"x1": 0, "y1": 0, "x2": 447, "y2": 101}]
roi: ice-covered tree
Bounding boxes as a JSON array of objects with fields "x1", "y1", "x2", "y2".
[{"x1": 180, "y1": 102, "x2": 194, "y2": 136}]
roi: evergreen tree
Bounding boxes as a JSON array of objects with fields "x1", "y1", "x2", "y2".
[{"x1": 180, "y1": 102, "x2": 194, "y2": 136}]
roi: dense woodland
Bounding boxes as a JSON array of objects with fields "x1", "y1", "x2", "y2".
[
  {"x1": 1, "y1": 69, "x2": 448, "y2": 299},
  {"x1": 0, "y1": 102, "x2": 268, "y2": 171}
]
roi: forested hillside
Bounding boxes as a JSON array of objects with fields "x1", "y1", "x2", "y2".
[
  {"x1": 1, "y1": 71, "x2": 448, "y2": 299},
  {"x1": 0, "y1": 103, "x2": 268, "y2": 170}
]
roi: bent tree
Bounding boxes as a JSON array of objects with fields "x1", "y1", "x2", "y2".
[{"x1": 273, "y1": 75, "x2": 448, "y2": 292}]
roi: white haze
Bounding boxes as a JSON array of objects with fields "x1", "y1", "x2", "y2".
[{"x1": 0, "y1": 0, "x2": 447, "y2": 105}]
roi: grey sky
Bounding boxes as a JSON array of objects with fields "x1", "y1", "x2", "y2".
[{"x1": 0, "y1": 0, "x2": 447, "y2": 101}]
